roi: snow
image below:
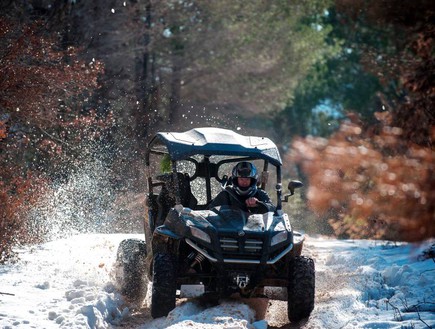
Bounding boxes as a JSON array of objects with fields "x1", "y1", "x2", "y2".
[{"x1": 1, "y1": 234, "x2": 434, "y2": 329}]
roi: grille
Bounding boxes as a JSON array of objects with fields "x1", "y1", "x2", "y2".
[{"x1": 219, "y1": 237, "x2": 263, "y2": 259}]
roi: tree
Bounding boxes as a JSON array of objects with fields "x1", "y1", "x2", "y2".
[
  {"x1": 39, "y1": 0, "x2": 340, "y2": 186},
  {"x1": 290, "y1": 116, "x2": 434, "y2": 241},
  {"x1": 0, "y1": 14, "x2": 105, "y2": 261},
  {"x1": 273, "y1": 4, "x2": 403, "y2": 143},
  {"x1": 288, "y1": 0, "x2": 435, "y2": 241},
  {"x1": 117, "y1": 0, "x2": 338, "y2": 130}
]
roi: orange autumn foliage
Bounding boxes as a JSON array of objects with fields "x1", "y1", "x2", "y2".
[
  {"x1": 0, "y1": 170, "x2": 49, "y2": 262},
  {"x1": 0, "y1": 18, "x2": 103, "y2": 131},
  {"x1": 0, "y1": 17, "x2": 105, "y2": 262},
  {"x1": 289, "y1": 116, "x2": 434, "y2": 241}
]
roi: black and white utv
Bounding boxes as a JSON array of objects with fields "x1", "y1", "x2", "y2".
[{"x1": 114, "y1": 127, "x2": 315, "y2": 322}]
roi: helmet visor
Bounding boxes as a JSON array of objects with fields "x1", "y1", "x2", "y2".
[{"x1": 237, "y1": 167, "x2": 254, "y2": 177}]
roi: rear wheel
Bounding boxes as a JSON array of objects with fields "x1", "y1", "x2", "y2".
[
  {"x1": 114, "y1": 239, "x2": 148, "y2": 304},
  {"x1": 287, "y1": 256, "x2": 315, "y2": 322},
  {"x1": 151, "y1": 252, "x2": 177, "y2": 318}
]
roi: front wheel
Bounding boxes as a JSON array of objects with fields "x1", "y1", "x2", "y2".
[
  {"x1": 287, "y1": 256, "x2": 315, "y2": 322},
  {"x1": 151, "y1": 252, "x2": 178, "y2": 318},
  {"x1": 114, "y1": 239, "x2": 148, "y2": 304}
]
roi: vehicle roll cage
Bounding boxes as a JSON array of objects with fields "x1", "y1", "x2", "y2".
[{"x1": 145, "y1": 128, "x2": 292, "y2": 211}]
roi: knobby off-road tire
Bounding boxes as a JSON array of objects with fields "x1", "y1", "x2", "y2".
[
  {"x1": 114, "y1": 239, "x2": 148, "y2": 304},
  {"x1": 287, "y1": 256, "x2": 315, "y2": 322},
  {"x1": 151, "y1": 252, "x2": 177, "y2": 318}
]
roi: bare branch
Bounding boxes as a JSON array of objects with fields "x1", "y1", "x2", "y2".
[{"x1": 0, "y1": 291, "x2": 15, "y2": 296}]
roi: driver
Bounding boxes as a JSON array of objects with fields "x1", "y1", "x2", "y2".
[{"x1": 208, "y1": 161, "x2": 275, "y2": 213}]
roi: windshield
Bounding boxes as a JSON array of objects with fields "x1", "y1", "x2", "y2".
[{"x1": 181, "y1": 156, "x2": 277, "y2": 207}]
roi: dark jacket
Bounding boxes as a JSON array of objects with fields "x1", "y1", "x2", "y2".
[{"x1": 208, "y1": 186, "x2": 275, "y2": 214}]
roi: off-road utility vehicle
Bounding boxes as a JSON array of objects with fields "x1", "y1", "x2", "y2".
[{"x1": 115, "y1": 127, "x2": 315, "y2": 322}]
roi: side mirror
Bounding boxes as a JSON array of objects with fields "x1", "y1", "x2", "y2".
[
  {"x1": 282, "y1": 180, "x2": 303, "y2": 202},
  {"x1": 288, "y1": 180, "x2": 303, "y2": 195}
]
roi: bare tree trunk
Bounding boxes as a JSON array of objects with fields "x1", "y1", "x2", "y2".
[
  {"x1": 135, "y1": 2, "x2": 153, "y2": 140},
  {"x1": 168, "y1": 59, "x2": 181, "y2": 125}
]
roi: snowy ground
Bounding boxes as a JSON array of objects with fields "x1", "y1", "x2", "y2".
[{"x1": 0, "y1": 234, "x2": 434, "y2": 329}]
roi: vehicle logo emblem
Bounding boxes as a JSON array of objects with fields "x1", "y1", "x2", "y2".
[{"x1": 238, "y1": 231, "x2": 245, "y2": 237}]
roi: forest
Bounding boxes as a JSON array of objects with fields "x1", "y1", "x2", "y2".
[{"x1": 1, "y1": 0, "x2": 434, "y2": 262}]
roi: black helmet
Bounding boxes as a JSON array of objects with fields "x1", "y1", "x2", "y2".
[{"x1": 232, "y1": 162, "x2": 258, "y2": 197}]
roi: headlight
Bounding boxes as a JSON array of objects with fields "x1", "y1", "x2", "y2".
[
  {"x1": 271, "y1": 231, "x2": 288, "y2": 246},
  {"x1": 190, "y1": 226, "x2": 211, "y2": 243}
]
